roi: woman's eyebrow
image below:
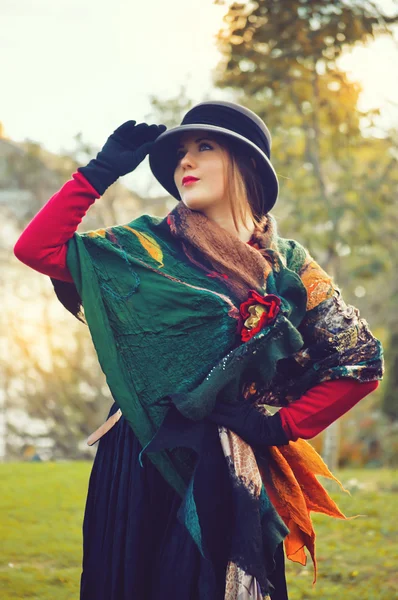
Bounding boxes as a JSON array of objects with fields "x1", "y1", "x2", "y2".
[{"x1": 177, "y1": 137, "x2": 215, "y2": 150}]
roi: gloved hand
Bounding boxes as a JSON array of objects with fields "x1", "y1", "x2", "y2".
[
  {"x1": 78, "y1": 121, "x2": 167, "y2": 195},
  {"x1": 208, "y1": 399, "x2": 290, "y2": 448}
]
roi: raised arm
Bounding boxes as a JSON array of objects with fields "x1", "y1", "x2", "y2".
[
  {"x1": 14, "y1": 172, "x2": 99, "y2": 282},
  {"x1": 14, "y1": 121, "x2": 167, "y2": 282}
]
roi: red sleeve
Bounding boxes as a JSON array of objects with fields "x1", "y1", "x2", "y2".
[
  {"x1": 13, "y1": 171, "x2": 100, "y2": 283},
  {"x1": 279, "y1": 378, "x2": 379, "y2": 441}
]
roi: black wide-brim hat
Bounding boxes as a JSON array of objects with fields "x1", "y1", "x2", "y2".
[{"x1": 149, "y1": 100, "x2": 279, "y2": 215}]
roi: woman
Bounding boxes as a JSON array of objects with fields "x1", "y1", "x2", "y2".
[{"x1": 14, "y1": 101, "x2": 383, "y2": 600}]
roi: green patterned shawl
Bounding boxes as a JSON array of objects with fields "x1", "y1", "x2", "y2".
[{"x1": 51, "y1": 205, "x2": 383, "y2": 492}]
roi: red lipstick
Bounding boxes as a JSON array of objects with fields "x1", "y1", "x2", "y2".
[{"x1": 182, "y1": 176, "x2": 199, "y2": 186}]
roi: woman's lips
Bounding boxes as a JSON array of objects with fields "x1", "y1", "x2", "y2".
[{"x1": 182, "y1": 178, "x2": 199, "y2": 186}]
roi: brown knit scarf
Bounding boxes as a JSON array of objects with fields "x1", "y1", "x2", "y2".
[{"x1": 167, "y1": 201, "x2": 277, "y2": 303}]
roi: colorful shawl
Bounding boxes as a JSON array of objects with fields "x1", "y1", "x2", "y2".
[{"x1": 51, "y1": 201, "x2": 383, "y2": 599}]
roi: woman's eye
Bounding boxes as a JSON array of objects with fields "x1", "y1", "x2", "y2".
[{"x1": 176, "y1": 142, "x2": 213, "y2": 162}]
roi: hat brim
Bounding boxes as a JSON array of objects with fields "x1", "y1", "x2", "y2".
[{"x1": 149, "y1": 124, "x2": 279, "y2": 214}]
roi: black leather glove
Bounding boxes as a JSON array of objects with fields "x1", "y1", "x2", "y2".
[
  {"x1": 78, "y1": 121, "x2": 167, "y2": 195},
  {"x1": 208, "y1": 400, "x2": 290, "y2": 448}
]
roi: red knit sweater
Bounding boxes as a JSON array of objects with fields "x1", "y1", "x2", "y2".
[{"x1": 14, "y1": 172, "x2": 378, "y2": 441}]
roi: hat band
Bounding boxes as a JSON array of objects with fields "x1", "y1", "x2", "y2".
[{"x1": 181, "y1": 104, "x2": 271, "y2": 159}]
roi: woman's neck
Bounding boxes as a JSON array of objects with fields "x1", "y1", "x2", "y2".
[{"x1": 202, "y1": 210, "x2": 255, "y2": 244}]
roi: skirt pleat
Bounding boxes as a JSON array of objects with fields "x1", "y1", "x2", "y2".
[{"x1": 80, "y1": 403, "x2": 227, "y2": 600}]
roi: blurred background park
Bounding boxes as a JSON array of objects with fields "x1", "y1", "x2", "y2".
[{"x1": 1, "y1": 0, "x2": 398, "y2": 598}]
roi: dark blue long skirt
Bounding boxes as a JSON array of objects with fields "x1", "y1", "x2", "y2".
[{"x1": 80, "y1": 403, "x2": 288, "y2": 600}]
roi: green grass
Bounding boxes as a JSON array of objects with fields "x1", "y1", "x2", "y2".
[
  {"x1": 285, "y1": 469, "x2": 398, "y2": 599},
  {"x1": 1, "y1": 463, "x2": 397, "y2": 599},
  {"x1": 1, "y1": 462, "x2": 89, "y2": 600}
]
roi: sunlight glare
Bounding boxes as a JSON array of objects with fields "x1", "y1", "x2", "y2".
[{"x1": 338, "y1": 36, "x2": 398, "y2": 122}]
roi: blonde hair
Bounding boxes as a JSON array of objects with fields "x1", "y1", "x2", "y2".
[{"x1": 217, "y1": 137, "x2": 264, "y2": 234}]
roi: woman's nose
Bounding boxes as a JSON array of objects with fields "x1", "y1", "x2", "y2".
[{"x1": 180, "y1": 151, "x2": 196, "y2": 169}]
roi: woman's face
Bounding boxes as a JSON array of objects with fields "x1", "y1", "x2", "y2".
[{"x1": 173, "y1": 131, "x2": 227, "y2": 213}]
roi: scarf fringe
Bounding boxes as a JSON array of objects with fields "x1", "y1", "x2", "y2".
[{"x1": 261, "y1": 439, "x2": 352, "y2": 584}]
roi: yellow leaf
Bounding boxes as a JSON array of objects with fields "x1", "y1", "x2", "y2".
[
  {"x1": 123, "y1": 226, "x2": 164, "y2": 267},
  {"x1": 87, "y1": 228, "x2": 106, "y2": 238}
]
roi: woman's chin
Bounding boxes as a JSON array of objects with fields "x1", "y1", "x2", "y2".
[{"x1": 181, "y1": 197, "x2": 209, "y2": 211}]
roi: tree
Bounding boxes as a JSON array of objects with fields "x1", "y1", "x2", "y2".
[{"x1": 5, "y1": 280, "x2": 112, "y2": 459}]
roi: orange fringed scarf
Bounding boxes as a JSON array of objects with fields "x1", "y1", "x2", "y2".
[{"x1": 261, "y1": 439, "x2": 350, "y2": 582}]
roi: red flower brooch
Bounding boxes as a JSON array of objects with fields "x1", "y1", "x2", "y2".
[{"x1": 237, "y1": 290, "x2": 281, "y2": 342}]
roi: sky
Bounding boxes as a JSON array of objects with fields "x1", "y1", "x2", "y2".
[
  {"x1": 1, "y1": 0, "x2": 397, "y2": 196},
  {"x1": 1, "y1": 0, "x2": 228, "y2": 151}
]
